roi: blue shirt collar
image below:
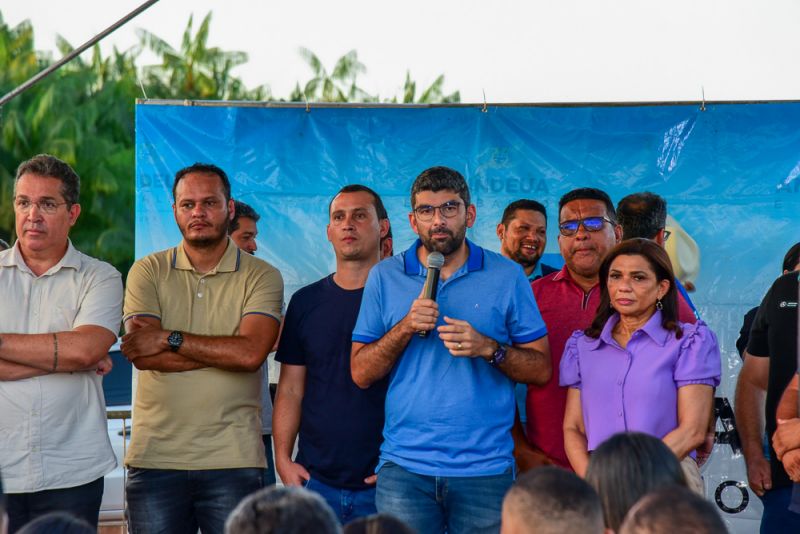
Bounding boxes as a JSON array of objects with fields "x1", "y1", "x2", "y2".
[
  {"x1": 589, "y1": 310, "x2": 670, "y2": 350},
  {"x1": 527, "y1": 261, "x2": 543, "y2": 281},
  {"x1": 403, "y1": 238, "x2": 484, "y2": 275}
]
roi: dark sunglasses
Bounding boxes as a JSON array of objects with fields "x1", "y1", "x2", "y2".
[{"x1": 558, "y1": 216, "x2": 614, "y2": 236}]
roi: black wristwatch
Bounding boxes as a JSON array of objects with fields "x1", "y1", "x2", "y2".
[
  {"x1": 489, "y1": 342, "x2": 508, "y2": 367},
  {"x1": 167, "y1": 331, "x2": 184, "y2": 352}
]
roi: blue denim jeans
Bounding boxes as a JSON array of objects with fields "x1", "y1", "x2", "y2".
[
  {"x1": 304, "y1": 477, "x2": 377, "y2": 525},
  {"x1": 759, "y1": 485, "x2": 800, "y2": 534},
  {"x1": 6, "y1": 476, "x2": 104, "y2": 533},
  {"x1": 126, "y1": 467, "x2": 263, "y2": 534},
  {"x1": 376, "y1": 461, "x2": 513, "y2": 534}
]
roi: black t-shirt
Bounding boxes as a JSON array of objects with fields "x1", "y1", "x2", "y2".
[
  {"x1": 736, "y1": 306, "x2": 758, "y2": 359},
  {"x1": 747, "y1": 271, "x2": 799, "y2": 489},
  {"x1": 276, "y1": 275, "x2": 388, "y2": 489}
]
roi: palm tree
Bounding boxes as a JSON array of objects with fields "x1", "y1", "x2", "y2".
[
  {"x1": 137, "y1": 12, "x2": 266, "y2": 100},
  {"x1": 297, "y1": 48, "x2": 374, "y2": 102},
  {"x1": 0, "y1": 13, "x2": 139, "y2": 274},
  {"x1": 393, "y1": 70, "x2": 460, "y2": 104}
]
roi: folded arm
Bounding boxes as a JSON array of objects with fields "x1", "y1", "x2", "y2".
[
  {"x1": 0, "y1": 325, "x2": 117, "y2": 374},
  {"x1": 122, "y1": 313, "x2": 279, "y2": 372}
]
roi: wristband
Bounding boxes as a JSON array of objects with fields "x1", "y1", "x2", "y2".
[{"x1": 489, "y1": 343, "x2": 508, "y2": 367}]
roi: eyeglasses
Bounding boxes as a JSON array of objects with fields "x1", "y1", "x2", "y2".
[
  {"x1": 413, "y1": 201, "x2": 462, "y2": 222},
  {"x1": 663, "y1": 229, "x2": 672, "y2": 242},
  {"x1": 14, "y1": 198, "x2": 69, "y2": 215},
  {"x1": 558, "y1": 216, "x2": 614, "y2": 236}
]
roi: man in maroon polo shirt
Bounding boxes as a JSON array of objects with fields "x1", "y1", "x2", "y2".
[{"x1": 525, "y1": 188, "x2": 621, "y2": 468}]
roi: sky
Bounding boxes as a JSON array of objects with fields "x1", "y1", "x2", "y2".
[{"x1": 3, "y1": 0, "x2": 800, "y2": 103}]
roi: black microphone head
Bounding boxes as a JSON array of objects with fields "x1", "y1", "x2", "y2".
[{"x1": 426, "y1": 251, "x2": 445, "y2": 269}]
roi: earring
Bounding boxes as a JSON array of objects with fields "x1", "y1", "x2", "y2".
[{"x1": 656, "y1": 298, "x2": 663, "y2": 311}]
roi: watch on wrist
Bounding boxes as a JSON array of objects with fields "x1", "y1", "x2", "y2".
[
  {"x1": 167, "y1": 331, "x2": 184, "y2": 352},
  {"x1": 489, "y1": 342, "x2": 508, "y2": 367}
]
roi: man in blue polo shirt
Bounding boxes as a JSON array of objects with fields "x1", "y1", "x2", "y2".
[
  {"x1": 273, "y1": 184, "x2": 390, "y2": 524},
  {"x1": 351, "y1": 166, "x2": 551, "y2": 534}
]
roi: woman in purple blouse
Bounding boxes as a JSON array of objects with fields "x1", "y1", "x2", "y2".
[{"x1": 560, "y1": 239, "x2": 721, "y2": 482}]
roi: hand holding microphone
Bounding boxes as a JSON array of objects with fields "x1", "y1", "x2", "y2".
[
  {"x1": 418, "y1": 252, "x2": 444, "y2": 337},
  {"x1": 402, "y1": 252, "x2": 444, "y2": 338}
]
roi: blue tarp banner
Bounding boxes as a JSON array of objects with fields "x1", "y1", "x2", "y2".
[{"x1": 136, "y1": 102, "x2": 800, "y2": 532}]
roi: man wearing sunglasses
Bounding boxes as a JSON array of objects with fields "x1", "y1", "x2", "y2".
[
  {"x1": 525, "y1": 188, "x2": 622, "y2": 470},
  {"x1": 616, "y1": 192, "x2": 698, "y2": 323},
  {"x1": 351, "y1": 166, "x2": 551, "y2": 533}
]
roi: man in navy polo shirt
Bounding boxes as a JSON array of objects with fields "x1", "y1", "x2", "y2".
[
  {"x1": 273, "y1": 184, "x2": 390, "y2": 524},
  {"x1": 351, "y1": 166, "x2": 551, "y2": 534}
]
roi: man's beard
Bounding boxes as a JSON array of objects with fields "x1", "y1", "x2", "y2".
[
  {"x1": 181, "y1": 219, "x2": 230, "y2": 249},
  {"x1": 420, "y1": 224, "x2": 466, "y2": 256},
  {"x1": 508, "y1": 246, "x2": 541, "y2": 269}
]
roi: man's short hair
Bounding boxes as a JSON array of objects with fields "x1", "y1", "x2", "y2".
[
  {"x1": 173, "y1": 163, "x2": 232, "y2": 201},
  {"x1": 782, "y1": 242, "x2": 800, "y2": 272},
  {"x1": 619, "y1": 485, "x2": 727, "y2": 534},
  {"x1": 224, "y1": 486, "x2": 341, "y2": 534},
  {"x1": 616, "y1": 192, "x2": 667, "y2": 240},
  {"x1": 15, "y1": 154, "x2": 80, "y2": 206},
  {"x1": 231, "y1": 200, "x2": 261, "y2": 233},
  {"x1": 503, "y1": 466, "x2": 605, "y2": 534},
  {"x1": 558, "y1": 187, "x2": 616, "y2": 222},
  {"x1": 328, "y1": 184, "x2": 388, "y2": 221},
  {"x1": 500, "y1": 199, "x2": 547, "y2": 226},
  {"x1": 410, "y1": 166, "x2": 470, "y2": 209}
]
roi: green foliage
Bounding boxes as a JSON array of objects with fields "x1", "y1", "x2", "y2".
[
  {"x1": 0, "y1": 9, "x2": 459, "y2": 278},
  {"x1": 0, "y1": 12, "x2": 137, "y2": 275}
]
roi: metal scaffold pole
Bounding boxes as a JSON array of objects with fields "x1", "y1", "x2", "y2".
[{"x1": 0, "y1": 0, "x2": 161, "y2": 108}]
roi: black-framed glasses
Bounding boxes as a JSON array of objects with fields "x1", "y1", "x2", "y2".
[
  {"x1": 413, "y1": 201, "x2": 462, "y2": 222},
  {"x1": 663, "y1": 229, "x2": 672, "y2": 242},
  {"x1": 14, "y1": 198, "x2": 69, "y2": 215},
  {"x1": 558, "y1": 216, "x2": 614, "y2": 236}
]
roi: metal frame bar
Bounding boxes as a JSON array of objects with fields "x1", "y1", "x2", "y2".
[
  {"x1": 136, "y1": 98, "x2": 800, "y2": 109},
  {"x1": 0, "y1": 0, "x2": 160, "y2": 108}
]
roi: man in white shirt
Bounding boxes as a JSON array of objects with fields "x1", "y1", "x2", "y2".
[{"x1": 0, "y1": 154, "x2": 122, "y2": 532}]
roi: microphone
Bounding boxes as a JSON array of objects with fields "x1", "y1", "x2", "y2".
[{"x1": 418, "y1": 251, "x2": 445, "y2": 338}]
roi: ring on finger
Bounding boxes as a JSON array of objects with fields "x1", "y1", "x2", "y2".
[{"x1": 457, "y1": 342, "x2": 463, "y2": 350}]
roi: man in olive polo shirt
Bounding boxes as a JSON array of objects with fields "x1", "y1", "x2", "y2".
[{"x1": 121, "y1": 163, "x2": 283, "y2": 534}]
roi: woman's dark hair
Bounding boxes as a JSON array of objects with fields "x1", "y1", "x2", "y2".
[
  {"x1": 585, "y1": 238, "x2": 682, "y2": 339},
  {"x1": 16, "y1": 512, "x2": 94, "y2": 534},
  {"x1": 585, "y1": 432, "x2": 687, "y2": 532}
]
